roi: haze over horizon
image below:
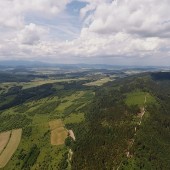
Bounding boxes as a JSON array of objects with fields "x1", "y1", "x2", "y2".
[{"x1": 0, "y1": 0, "x2": 170, "y2": 66}]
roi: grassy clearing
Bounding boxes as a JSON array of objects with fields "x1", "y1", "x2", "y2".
[
  {"x1": 49, "y1": 120, "x2": 67, "y2": 146},
  {"x1": 125, "y1": 91, "x2": 156, "y2": 106},
  {"x1": 64, "y1": 113, "x2": 85, "y2": 124},
  {"x1": 0, "y1": 129, "x2": 22, "y2": 168},
  {"x1": 22, "y1": 78, "x2": 87, "y2": 89},
  {"x1": 0, "y1": 131, "x2": 11, "y2": 154},
  {"x1": 22, "y1": 79, "x2": 66, "y2": 89},
  {"x1": 84, "y1": 77, "x2": 113, "y2": 86}
]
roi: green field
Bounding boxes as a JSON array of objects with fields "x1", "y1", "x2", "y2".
[
  {"x1": 84, "y1": 77, "x2": 113, "y2": 86},
  {"x1": 22, "y1": 78, "x2": 87, "y2": 89},
  {"x1": 64, "y1": 113, "x2": 85, "y2": 124},
  {"x1": 125, "y1": 91, "x2": 156, "y2": 106}
]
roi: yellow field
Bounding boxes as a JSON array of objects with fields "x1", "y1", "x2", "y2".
[
  {"x1": 0, "y1": 129, "x2": 22, "y2": 168},
  {"x1": 0, "y1": 131, "x2": 11, "y2": 154},
  {"x1": 84, "y1": 78, "x2": 112, "y2": 86},
  {"x1": 49, "y1": 120, "x2": 67, "y2": 146},
  {"x1": 49, "y1": 119, "x2": 63, "y2": 130}
]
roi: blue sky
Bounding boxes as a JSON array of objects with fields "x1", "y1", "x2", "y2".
[
  {"x1": 24, "y1": 1, "x2": 85, "y2": 40},
  {"x1": 0, "y1": 0, "x2": 170, "y2": 65}
]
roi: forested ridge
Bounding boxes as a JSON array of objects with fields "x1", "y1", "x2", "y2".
[
  {"x1": 70, "y1": 72, "x2": 170, "y2": 170},
  {"x1": 0, "y1": 79, "x2": 91, "y2": 111}
]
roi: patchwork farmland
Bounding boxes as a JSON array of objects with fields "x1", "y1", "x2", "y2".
[
  {"x1": 0, "y1": 129, "x2": 22, "y2": 168},
  {"x1": 0, "y1": 75, "x2": 94, "y2": 169}
]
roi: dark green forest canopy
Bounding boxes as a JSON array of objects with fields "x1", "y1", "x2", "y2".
[{"x1": 71, "y1": 72, "x2": 170, "y2": 170}]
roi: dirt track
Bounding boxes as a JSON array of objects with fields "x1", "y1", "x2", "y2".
[{"x1": 126, "y1": 95, "x2": 147, "y2": 158}]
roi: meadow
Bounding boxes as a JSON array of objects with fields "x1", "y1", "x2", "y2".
[
  {"x1": 125, "y1": 91, "x2": 156, "y2": 106},
  {"x1": 84, "y1": 77, "x2": 113, "y2": 86}
]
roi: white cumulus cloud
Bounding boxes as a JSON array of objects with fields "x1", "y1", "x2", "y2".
[
  {"x1": 0, "y1": 0, "x2": 170, "y2": 65},
  {"x1": 17, "y1": 23, "x2": 47, "y2": 45},
  {"x1": 86, "y1": 0, "x2": 170, "y2": 38},
  {"x1": 0, "y1": 0, "x2": 71, "y2": 28}
]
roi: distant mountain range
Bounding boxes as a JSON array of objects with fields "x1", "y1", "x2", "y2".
[{"x1": 0, "y1": 60, "x2": 169, "y2": 70}]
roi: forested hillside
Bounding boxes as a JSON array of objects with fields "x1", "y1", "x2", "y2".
[{"x1": 71, "y1": 72, "x2": 170, "y2": 170}]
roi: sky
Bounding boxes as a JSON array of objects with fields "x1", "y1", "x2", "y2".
[{"x1": 0, "y1": 0, "x2": 170, "y2": 65}]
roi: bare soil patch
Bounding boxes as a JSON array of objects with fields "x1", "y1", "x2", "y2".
[{"x1": 68, "y1": 130, "x2": 76, "y2": 141}]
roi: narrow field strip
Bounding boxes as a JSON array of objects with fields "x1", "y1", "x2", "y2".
[
  {"x1": 0, "y1": 131, "x2": 11, "y2": 155},
  {"x1": 49, "y1": 120, "x2": 67, "y2": 146},
  {"x1": 0, "y1": 129, "x2": 22, "y2": 168}
]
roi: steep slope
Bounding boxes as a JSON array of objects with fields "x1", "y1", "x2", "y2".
[{"x1": 71, "y1": 72, "x2": 170, "y2": 170}]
